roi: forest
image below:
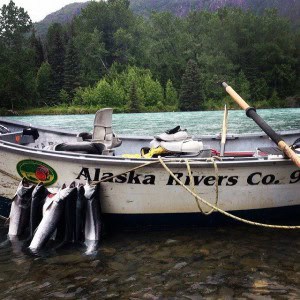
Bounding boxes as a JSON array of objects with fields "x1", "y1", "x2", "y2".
[{"x1": 0, "y1": 0, "x2": 299, "y2": 115}]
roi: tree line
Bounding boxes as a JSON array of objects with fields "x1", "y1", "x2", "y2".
[{"x1": 0, "y1": 0, "x2": 299, "y2": 114}]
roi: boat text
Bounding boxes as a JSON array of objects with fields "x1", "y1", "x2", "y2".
[{"x1": 76, "y1": 168, "x2": 300, "y2": 186}]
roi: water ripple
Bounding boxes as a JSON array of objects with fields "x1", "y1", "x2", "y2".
[{"x1": 7, "y1": 108, "x2": 300, "y2": 136}]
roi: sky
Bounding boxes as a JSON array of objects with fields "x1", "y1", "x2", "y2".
[{"x1": 0, "y1": 0, "x2": 90, "y2": 22}]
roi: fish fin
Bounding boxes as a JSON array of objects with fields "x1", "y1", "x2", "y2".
[
  {"x1": 69, "y1": 181, "x2": 76, "y2": 188},
  {"x1": 4, "y1": 217, "x2": 10, "y2": 227}
]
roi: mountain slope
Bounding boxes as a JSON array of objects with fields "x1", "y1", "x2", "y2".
[
  {"x1": 130, "y1": 0, "x2": 299, "y2": 25},
  {"x1": 34, "y1": 2, "x2": 89, "y2": 38},
  {"x1": 34, "y1": 0, "x2": 299, "y2": 38}
]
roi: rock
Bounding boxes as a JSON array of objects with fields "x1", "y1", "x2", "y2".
[
  {"x1": 174, "y1": 262, "x2": 188, "y2": 270},
  {"x1": 165, "y1": 239, "x2": 178, "y2": 245},
  {"x1": 143, "y1": 292, "x2": 159, "y2": 300}
]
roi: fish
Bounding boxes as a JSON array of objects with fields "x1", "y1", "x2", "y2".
[
  {"x1": 8, "y1": 179, "x2": 35, "y2": 236},
  {"x1": 84, "y1": 181, "x2": 102, "y2": 254},
  {"x1": 29, "y1": 183, "x2": 76, "y2": 252},
  {"x1": 55, "y1": 182, "x2": 77, "y2": 248},
  {"x1": 28, "y1": 182, "x2": 48, "y2": 241},
  {"x1": 75, "y1": 183, "x2": 86, "y2": 243}
]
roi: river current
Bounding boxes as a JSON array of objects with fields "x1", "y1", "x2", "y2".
[{"x1": 0, "y1": 108, "x2": 299, "y2": 299}]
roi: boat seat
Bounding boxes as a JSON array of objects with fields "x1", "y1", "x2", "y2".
[
  {"x1": 77, "y1": 108, "x2": 122, "y2": 150},
  {"x1": 55, "y1": 142, "x2": 105, "y2": 155},
  {"x1": 92, "y1": 108, "x2": 122, "y2": 149}
]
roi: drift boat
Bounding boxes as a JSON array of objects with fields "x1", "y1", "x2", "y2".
[{"x1": 0, "y1": 107, "x2": 299, "y2": 228}]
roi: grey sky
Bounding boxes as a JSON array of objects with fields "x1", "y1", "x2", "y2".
[{"x1": 0, "y1": 0, "x2": 90, "y2": 22}]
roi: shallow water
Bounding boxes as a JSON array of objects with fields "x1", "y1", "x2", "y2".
[
  {"x1": 0, "y1": 225, "x2": 299, "y2": 299},
  {"x1": 1, "y1": 109, "x2": 300, "y2": 298}
]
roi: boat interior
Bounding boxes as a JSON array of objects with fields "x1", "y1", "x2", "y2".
[{"x1": 0, "y1": 109, "x2": 299, "y2": 161}]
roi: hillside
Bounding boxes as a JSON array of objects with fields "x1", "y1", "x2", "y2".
[
  {"x1": 34, "y1": 0, "x2": 299, "y2": 38},
  {"x1": 130, "y1": 0, "x2": 299, "y2": 25},
  {"x1": 34, "y1": 2, "x2": 89, "y2": 38}
]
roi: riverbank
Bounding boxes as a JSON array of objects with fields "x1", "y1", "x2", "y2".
[{"x1": 0, "y1": 96, "x2": 299, "y2": 116}]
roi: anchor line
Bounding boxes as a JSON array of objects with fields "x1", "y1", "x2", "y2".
[
  {"x1": 158, "y1": 157, "x2": 300, "y2": 229},
  {"x1": 0, "y1": 168, "x2": 20, "y2": 182},
  {"x1": 185, "y1": 157, "x2": 220, "y2": 215},
  {"x1": 1, "y1": 156, "x2": 299, "y2": 229}
]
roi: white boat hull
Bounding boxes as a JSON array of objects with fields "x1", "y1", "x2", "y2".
[
  {"x1": 0, "y1": 117, "x2": 299, "y2": 226},
  {"x1": 1, "y1": 142, "x2": 299, "y2": 214}
]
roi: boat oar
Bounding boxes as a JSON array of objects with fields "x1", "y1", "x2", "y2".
[
  {"x1": 221, "y1": 82, "x2": 300, "y2": 168},
  {"x1": 220, "y1": 104, "x2": 228, "y2": 157}
]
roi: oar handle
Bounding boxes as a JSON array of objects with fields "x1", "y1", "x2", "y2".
[
  {"x1": 222, "y1": 82, "x2": 249, "y2": 110},
  {"x1": 221, "y1": 82, "x2": 300, "y2": 168}
]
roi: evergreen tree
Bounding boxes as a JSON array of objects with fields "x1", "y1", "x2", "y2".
[
  {"x1": 0, "y1": 0, "x2": 35, "y2": 110},
  {"x1": 64, "y1": 38, "x2": 81, "y2": 99},
  {"x1": 47, "y1": 23, "x2": 65, "y2": 102},
  {"x1": 179, "y1": 59, "x2": 203, "y2": 111},
  {"x1": 35, "y1": 62, "x2": 53, "y2": 105},
  {"x1": 128, "y1": 81, "x2": 140, "y2": 113},
  {"x1": 165, "y1": 79, "x2": 178, "y2": 106},
  {"x1": 30, "y1": 30, "x2": 44, "y2": 70}
]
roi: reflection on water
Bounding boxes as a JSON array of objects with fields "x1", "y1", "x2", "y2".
[
  {"x1": 0, "y1": 223, "x2": 299, "y2": 299},
  {"x1": 7, "y1": 108, "x2": 300, "y2": 136}
]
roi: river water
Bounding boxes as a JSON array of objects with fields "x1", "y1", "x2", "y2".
[
  {"x1": 1, "y1": 108, "x2": 300, "y2": 299},
  {"x1": 7, "y1": 108, "x2": 300, "y2": 135}
]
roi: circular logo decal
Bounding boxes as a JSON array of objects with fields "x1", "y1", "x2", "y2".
[{"x1": 16, "y1": 160, "x2": 57, "y2": 186}]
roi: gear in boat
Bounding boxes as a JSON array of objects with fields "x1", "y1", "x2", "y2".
[
  {"x1": 49, "y1": 108, "x2": 122, "y2": 155},
  {"x1": 9, "y1": 108, "x2": 299, "y2": 158},
  {"x1": 51, "y1": 108, "x2": 206, "y2": 158}
]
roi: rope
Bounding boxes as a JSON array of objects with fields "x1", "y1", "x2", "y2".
[
  {"x1": 0, "y1": 168, "x2": 20, "y2": 182},
  {"x1": 185, "y1": 158, "x2": 217, "y2": 215},
  {"x1": 159, "y1": 157, "x2": 300, "y2": 229},
  {"x1": 94, "y1": 158, "x2": 180, "y2": 184},
  {"x1": 1, "y1": 155, "x2": 299, "y2": 229}
]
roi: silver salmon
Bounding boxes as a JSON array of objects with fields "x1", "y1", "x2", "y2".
[
  {"x1": 29, "y1": 184, "x2": 76, "y2": 252},
  {"x1": 8, "y1": 179, "x2": 35, "y2": 236}
]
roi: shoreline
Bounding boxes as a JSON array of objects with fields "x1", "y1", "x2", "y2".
[{"x1": 1, "y1": 102, "x2": 299, "y2": 117}]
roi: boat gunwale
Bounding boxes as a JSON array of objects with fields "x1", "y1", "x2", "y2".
[
  {"x1": 0, "y1": 138, "x2": 296, "y2": 168},
  {"x1": 1, "y1": 116, "x2": 300, "y2": 141}
]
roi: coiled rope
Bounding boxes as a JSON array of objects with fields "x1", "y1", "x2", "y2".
[{"x1": 159, "y1": 157, "x2": 300, "y2": 229}]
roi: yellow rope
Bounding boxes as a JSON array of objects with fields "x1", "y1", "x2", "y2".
[
  {"x1": 159, "y1": 157, "x2": 300, "y2": 229},
  {"x1": 0, "y1": 168, "x2": 20, "y2": 182},
  {"x1": 1, "y1": 155, "x2": 299, "y2": 229},
  {"x1": 185, "y1": 158, "x2": 216, "y2": 215},
  {"x1": 95, "y1": 158, "x2": 179, "y2": 183}
]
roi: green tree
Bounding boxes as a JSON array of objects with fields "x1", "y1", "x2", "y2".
[
  {"x1": 36, "y1": 62, "x2": 53, "y2": 105},
  {"x1": 47, "y1": 23, "x2": 66, "y2": 102},
  {"x1": 64, "y1": 38, "x2": 81, "y2": 99},
  {"x1": 146, "y1": 12, "x2": 188, "y2": 88},
  {"x1": 234, "y1": 71, "x2": 251, "y2": 101},
  {"x1": 75, "y1": 28, "x2": 108, "y2": 86},
  {"x1": 143, "y1": 75, "x2": 164, "y2": 107},
  {"x1": 179, "y1": 60, "x2": 203, "y2": 111},
  {"x1": 0, "y1": 1, "x2": 35, "y2": 110},
  {"x1": 0, "y1": 0, "x2": 32, "y2": 46},
  {"x1": 74, "y1": 0, "x2": 135, "y2": 68},
  {"x1": 128, "y1": 81, "x2": 140, "y2": 113},
  {"x1": 165, "y1": 79, "x2": 178, "y2": 106},
  {"x1": 30, "y1": 29, "x2": 44, "y2": 70}
]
